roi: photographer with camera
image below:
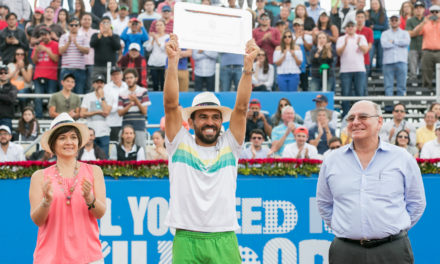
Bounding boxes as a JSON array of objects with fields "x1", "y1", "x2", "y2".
[
  {"x1": 412, "y1": 4, "x2": 440, "y2": 91},
  {"x1": 0, "y1": 12, "x2": 28, "y2": 64},
  {"x1": 245, "y1": 98, "x2": 272, "y2": 142}
]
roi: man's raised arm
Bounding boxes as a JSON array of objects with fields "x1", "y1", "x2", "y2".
[
  {"x1": 164, "y1": 34, "x2": 183, "y2": 142},
  {"x1": 229, "y1": 40, "x2": 260, "y2": 145}
]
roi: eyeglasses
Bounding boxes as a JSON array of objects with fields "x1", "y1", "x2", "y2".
[
  {"x1": 346, "y1": 24, "x2": 355, "y2": 28},
  {"x1": 280, "y1": 104, "x2": 289, "y2": 107},
  {"x1": 69, "y1": 23, "x2": 79, "y2": 27},
  {"x1": 0, "y1": 132, "x2": 9, "y2": 136},
  {"x1": 251, "y1": 136, "x2": 263, "y2": 140},
  {"x1": 393, "y1": 109, "x2": 405, "y2": 113},
  {"x1": 431, "y1": 10, "x2": 439, "y2": 14},
  {"x1": 0, "y1": 71, "x2": 7, "y2": 75},
  {"x1": 397, "y1": 135, "x2": 409, "y2": 139},
  {"x1": 101, "y1": 21, "x2": 111, "y2": 25},
  {"x1": 260, "y1": 17, "x2": 270, "y2": 21},
  {"x1": 15, "y1": 53, "x2": 25, "y2": 56},
  {"x1": 257, "y1": 53, "x2": 265, "y2": 56},
  {"x1": 284, "y1": 35, "x2": 292, "y2": 39},
  {"x1": 390, "y1": 18, "x2": 399, "y2": 22},
  {"x1": 346, "y1": 114, "x2": 379, "y2": 122},
  {"x1": 330, "y1": 145, "x2": 341, "y2": 150}
]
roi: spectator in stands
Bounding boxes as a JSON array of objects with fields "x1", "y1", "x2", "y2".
[
  {"x1": 17, "y1": 106, "x2": 39, "y2": 141},
  {"x1": 27, "y1": 149, "x2": 55, "y2": 161},
  {"x1": 0, "y1": 5, "x2": 9, "y2": 27},
  {"x1": 145, "y1": 20, "x2": 169, "y2": 91},
  {"x1": 322, "y1": 136, "x2": 342, "y2": 159},
  {"x1": 313, "y1": 11, "x2": 339, "y2": 44},
  {"x1": 412, "y1": 5, "x2": 440, "y2": 91},
  {"x1": 104, "y1": 66, "x2": 126, "y2": 141},
  {"x1": 138, "y1": 0, "x2": 161, "y2": 25},
  {"x1": 253, "y1": 12, "x2": 280, "y2": 64},
  {"x1": 381, "y1": 14, "x2": 410, "y2": 96},
  {"x1": 0, "y1": 13, "x2": 29, "y2": 64},
  {"x1": 395, "y1": 129, "x2": 419, "y2": 158},
  {"x1": 252, "y1": 49, "x2": 274, "y2": 91},
  {"x1": 430, "y1": 102, "x2": 440, "y2": 121},
  {"x1": 0, "y1": 0, "x2": 31, "y2": 26},
  {"x1": 90, "y1": 0, "x2": 106, "y2": 18},
  {"x1": 416, "y1": 111, "x2": 437, "y2": 150},
  {"x1": 400, "y1": 1, "x2": 414, "y2": 30},
  {"x1": 25, "y1": 8, "x2": 44, "y2": 41},
  {"x1": 255, "y1": 0, "x2": 274, "y2": 28},
  {"x1": 337, "y1": 21, "x2": 369, "y2": 116},
  {"x1": 90, "y1": 16, "x2": 121, "y2": 79},
  {"x1": 273, "y1": 29, "x2": 302, "y2": 91},
  {"x1": 334, "y1": 0, "x2": 365, "y2": 32},
  {"x1": 149, "y1": 5, "x2": 173, "y2": 34},
  {"x1": 192, "y1": 48, "x2": 218, "y2": 92},
  {"x1": 59, "y1": 17, "x2": 90, "y2": 94},
  {"x1": 118, "y1": 68, "x2": 151, "y2": 148},
  {"x1": 78, "y1": 127, "x2": 107, "y2": 161},
  {"x1": 271, "y1": 97, "x2": 304, "y2": 126},
  {"x1": 112, "y1": 4, "x2": 129, "y2": 35},
  {"x1": 380, "y1": 103, "x2": 416, "y2": 145},
  {"x1": 118, "y1": 43, "x2": 148, "y2": 88},
  {"x1": 146, "y1": 130, "x2": 168, "y2": 160},
  {"x1": 56, "y1": 9, "x2": 69, "y2": 33},
  {"x1": 245, "y1": 99, "x2": 272, "y2": 142},
  {"x1": 50, "y1": 0, "x2": 62, "y2": 22},
  {"x1": 282, "y1": 126, "x2": 320, "y2": 159},
  {"x1": 6, "y1": 47, "x2": 33, "y2": 112},
  {"x1": 48, "y1": 73, "x2": 81, "y2": 119},
  {"x1": 308, "y1": 109, "x2": 336, "y2": 154},
  {"x1": 270, "y1": 105, "x2": 298, "y2": 156},
  {"x1": 294, "y1": 4, "x2": 316, "y2": 33},
  {"x1": 367, "y1": 0, "x2": 388, "y2": 72},
  {"x1": 110, "y1": 124, "x2": 145, "y2": 161},
  {"x1": 420, "y1": 123, "x2": 440, "y2": 158},
  {"x1": 330, "y1": 0, "x2": 354, "y2": 33},
  {"x1": 240, "y1": 128, "x2": 271, "y2": 159},
  {"x1": 0, "y1": 65, "x2": 17, "y2": 131},
  {"x1": 121, "y1": 18, "x2": 149, "y2": 55},
  {"x1": 304, "y1": 94, "x2": 338, "y2": 130},
  {"x1": 80, "y1": 74, "x2": 112, "y2": 157},
  {"x1": 307, "y1": 0, "x2": 325, "y2": 24},
  {"x1": 157, "y1": 0, "x2": 176, "y2": 14},
  {"x1": 310, "y1": 32, "x2": 336, "y2": 91},
  {"x1": 72, "y1": 0, "x2": 100, "y2": 29},
  {"x1": 79, "y1": 13, "x2": 98, "y2": 91},
  {"x1": 31, "y1": 26, "x2": 59, "y2": 118},
  {"x1": 219, "y1": 51, "x2": 244, "y2": 91},
  {"x1": 0, "y1": 125, "x2": 25, "y2": 161},
  {"x1": 406, "y1": 1, "x2": 425, "y2": 81},
  {"x1": 275, "y1": 19, "x2": 287, "y2": 35},
  {"x1": 103, "y1": 0, "x2": 119, "y2": 24},
  {"x1": 355, "y1": 10, "x2": 373, "y2": 94},
  {"x1": 275, "y1": 6, "x2": 293, "y2": 31},
  {"x1": 30, "y1": 7, "x2": 63, "y2": 44}
]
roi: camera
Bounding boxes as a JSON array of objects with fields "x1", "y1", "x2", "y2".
[{"x1": 253, "y1": 111, "x2": 258, "y2": 118}]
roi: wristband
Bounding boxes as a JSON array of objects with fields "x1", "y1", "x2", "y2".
[
  {"x1": 242, "y1": 69, "x2": 254, "y2": 75},
  {"x1": 87, "y1": 197, "x2": 96, "y2": 210}
]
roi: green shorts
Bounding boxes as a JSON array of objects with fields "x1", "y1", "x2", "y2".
[{"x1": 172, "y1": 229, "x2": 242, "y2": 264}]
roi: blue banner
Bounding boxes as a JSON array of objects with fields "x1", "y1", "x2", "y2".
[{"x1": 0, "y1": 175, "x2": 438, "y2": 263}]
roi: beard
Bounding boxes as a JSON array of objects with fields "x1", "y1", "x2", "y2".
[{"x1": 193, "y1": 124, "x2": 221, "y2": 145}]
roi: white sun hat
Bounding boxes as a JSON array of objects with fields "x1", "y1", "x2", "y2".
[
  {"x1": 181, "y1": 92, "x2": 233, "y2": 123},
  {"x1": 40, "y1": 113, "x2": 90, "y2": 154}
]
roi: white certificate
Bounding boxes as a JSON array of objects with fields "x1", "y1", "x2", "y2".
[{"x1": 173, "y1": 2, "x2": 253, "y2": 55}]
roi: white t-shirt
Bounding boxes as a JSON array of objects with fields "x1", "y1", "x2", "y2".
[
  {"x1": 112, "y1": 17, "x2": 129, "y2": 36},
  {"x1": 420, "y1": 139, "x2": 440, "y2": 159},
  {"x1": 81, "y1": 92, "x2": 111, "y2": 137},
  {"x1": 336, "y1": 34, "x2": 367, "y2": 73},
  {"x1": 80, "y1": 148, "x2": 96, "y2": 161},
  {"x1": 104, "y1": 81, "x2": 127, "y2": 127},
  {"x1": 281, "y1": 142, "x2": 320, "y2": 159},
  {"x1": 165, "y1": 127, "x2": 242, "y2": 232}
]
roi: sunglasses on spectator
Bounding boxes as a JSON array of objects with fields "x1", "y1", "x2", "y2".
[
  {"x1": 260, "y1": 17, "x2": 270, "y2": 21},
  {"x1": 0, "y1": 71, "x2": 7, "y2": 75},
  {"x1": 390, "y1": 18, "x2": 399, "y2": 21},
  {"x1": 16, "y1": 52, "x2": 25, "y2": 56},
  {"x1": 284, "y1": 35, "x2": 292, "y2": 39},
  {"x1": 280, "y1": 103, "x2": 289, "y2": 107},
  {"x1": 330, "y1": 145, "x2": 341, "y2": 150},
  {"x1": 397, "y1": 135, "x2": 409, "y2": 139},
  {"x1": 70, "y1": 23, "x2": 79, "y2": 27},
  {"x1": 257, "y1": 53, "x2": 265, "y2": 56},
  {"x1": 431, "y1": 10, "x2": 440, "y2": 14},
  {"x1": 393, "y1": 109, "x2": 405, "y2": 113},
  {"x1": 346, "y1": 114, "x2": 379, "y2": 122},
  {"x1": 251, "y1": 136, "x2": 263, "y2": 140}
]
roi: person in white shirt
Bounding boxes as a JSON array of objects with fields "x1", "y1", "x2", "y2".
[
  {"x1": 104, "y1": 66, "x2": 127, "y2": 141},
  {"x1": 379, "y1": 103, "x2": 416, "y2": 146},
  {"x1": 80, "y1": 74, "x2": 112, "y2": 157},
  {"x1": 137, "y1": 0, "x2": 161, "y2": 24},
  {"x1": 0, "y1": 125, "x2": 25, "y2": 161},
  {"x1": 420, "y1": 122, "x2": 440, "y2": 159},
  {"x1": 112, "y1": 4, "x2": 129, "y2": 35},
  {"x1": 78, "y1": 127, "x2": 107, "y2": 161},
  {"x1": 240, "y1": 129, "x2": 271, "y2": 159},
  {"x1": 282, "y1": 126, "x2": 320, "y2": 159}
]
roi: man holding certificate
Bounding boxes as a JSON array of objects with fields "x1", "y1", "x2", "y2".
[{"x1": 163, "y1": 33, "x2": 259, "y2": 263}]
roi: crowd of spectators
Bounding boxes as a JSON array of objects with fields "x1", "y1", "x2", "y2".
[{"x1": 1, "y1": 0, "x2": 440, "y2": 162}]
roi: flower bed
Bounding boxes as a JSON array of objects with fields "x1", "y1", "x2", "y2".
[{"x1": 0, "y1": 158, "x2": 438, "y2": 179}]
